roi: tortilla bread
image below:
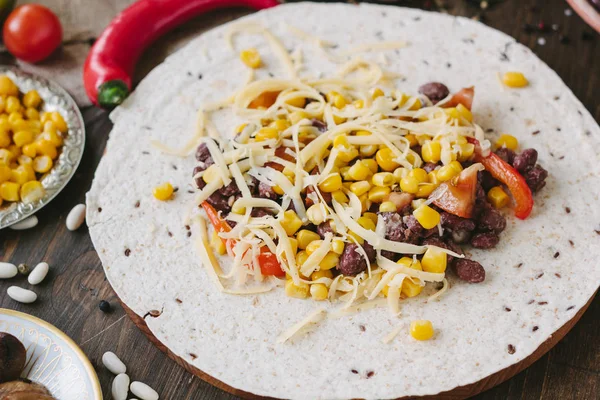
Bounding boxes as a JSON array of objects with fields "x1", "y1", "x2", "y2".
[{"x1": 87, "y1": 3, "x2": 600, "y2": 399}]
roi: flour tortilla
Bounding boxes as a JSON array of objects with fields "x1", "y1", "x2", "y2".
[{"x1": 87, "y1": 3, "x2": 600, "y2": 399}]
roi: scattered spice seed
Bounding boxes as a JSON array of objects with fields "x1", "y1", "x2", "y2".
[
  {"x1": 538, "y1": 301, "x2": 548, "y2": 305},
  {"x1": 124, "y1": 249, "x2": 131, "y2": 257},
  {"x1": 528, "y1": 299, "x2": 535, "y2": 305},
  {"x1": 532, "y1": 326, "x2": 539, "y2": 332},
  {"x1": 351, "y1": 369, "x2": 359, "y2": 374},
  {"x1": 189, "y1": 353, "x2": 197, "y2": 360},
  {"x1": 595, "y1": 230, "x2": 600, "y2": 235},
  {"x1": 366, "y1": 371, "x2": 375, "y2": 378},
  {"x1": 17, "y1": 263, "x2": 30, "y2": 275},
  {"x1": 535, "y1": 272, "x2": 544, "y2": 279},
  {"x1": 551, "y1": 24, "x2": 559, "y2": 32},
  {"x1": 98, "y1": 207, "x2": 103, "y2": 213},
  {"x1": 555, "y1": 273, "x2": 562, "y2": 278},
  {"x1": 167, "y1": 231, "x2": 173, "y2": 237},
  {"x1": 532, "y1": 130, "x2": 540, "y2": 135},
  {"x1": 176, "y1": 298, "x2": 182, "y2": 304},
  {"x1": 186, "y1": 231, "x2": 192, "y2": 237},
  {"x1": 537, "y1": 21, "x2": 548, "y2": 32},
  {"x1": 537, "y1": 37, "x2": 546, "y2": 46},
  {"x1": 566, "y1": 305, "x2": 575, "y2": 311},
  {"x1": 515, "y1": 263, "x2": 523, "y2": 268},
  {"x1": 504, "y1": 307, "x2": 511, "y2": 312},
  {"x1": 507, "y1": 344, "x2": 516, "y2": 354},
  {"x1": 198, "y1": 74, "x2": 203, "y2": 80},
  {"x1": 565, "y1": 207, "x2": 571, "y2": 213},
  {"x1": 359, "y1": 325, "x2": 366, "y2": 332},
  {"x1": 135, "y1": 201, "x2": 140, "y2": 208},
  {"x1": 185, "y1": 225, "x2": 190, "y2": 230},
  {"x1": 553, "y1": 252, "x2": 560, "y2": 259},
  {"x1": 565, "y1": 8, "x2": 573, "y2": 17},
  {"x1": 99, "y1": 300, "x2": 111, "y2": 313},
  {"x1": 568, "y1": 240, "x2": 574, "y2": 247},
  {"x1": 142, "y1": 151, "x2": 149, "y2": 155}
]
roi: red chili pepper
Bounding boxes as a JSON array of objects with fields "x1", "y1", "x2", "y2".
[
  {"x1": 468, "y1": 138, "x2": 534, "y2": 220},
  {"x1": 201, "y1": 202, "x2": 284, "y2": 276},
  {"x1": 84, "y1": 0, "x2": 280, "y2": 108}
]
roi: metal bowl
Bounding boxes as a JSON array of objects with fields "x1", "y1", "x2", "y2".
[{"x1": 0, "y1": 66, "x2": 85, "y2": 229}]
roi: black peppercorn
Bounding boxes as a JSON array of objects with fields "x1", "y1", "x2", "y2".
[{"x1": 99, "y1": 300, "x2": 111, "y2": 313}]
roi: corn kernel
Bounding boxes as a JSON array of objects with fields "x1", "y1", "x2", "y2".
[
  {"x1": 326, "y1": 91, "x2": 347, "y2": 109},
  {"x1": 35, "y1": 140, "x2": 58, "y2": 159},
  {"x1": 289, "y1": 110, "x2": 309, "y2": 125},
  {"x1": 320, "y1": 252, "x2": 340, "y2": 270},
  {"x1": 358, "y1": 159, "x2": 376, "y2": 175},
  {"x1": 0, "y1": 149, "x2": 14, "y2": 164},
  {"x1": 13, "y1": 130, "x2": 34, "y2": 147},
  {"x1": 17, "y1": 180, "x2": 44, "y2": 204},
  {"x1": 5, "y1": 96, "x2": 20, "y2": 113},
  {"x1": 210, "y1": 231, "x2": 227, "y2": 255},
  {"x1": 255, "y1": 127, "x2": 279, "y2": 142},
  {"x1": 421, "y1": 247, "x2": 447, "y2": 273},
  {"x1": 347, "y1": 230, "x2": 364, "y2": 245},
  {"x1": 288, "y1": 237, "x2": 299, "y2": 256},
  {"x1": 372, "y1": 172, "x2": 394, "y2": 187},
  {"x1": 404, "y1": 134, "x2": 418, "y2": 147},
  {"x1": 436, "y1": 164, "x2": 459, "y2": 182},
  {"x1": 416, "y1": 135, "x2": 432, "y2": 146},
  {"x1": 421, "y1": 140, "x2": 441, "y2": 163},
  {"x1": 40, "y1": 112, "x2": 51, "y2": 124},
  {"x1": 10, "y1": 164, "x2": 35, "y2": 184},
  {"x1": 368, "y1": 186, "x2": 391, "y2": 203},
  {"x1": 8, "y1": 111, "x2": 22, "y2": 125},
  {"x1": 502, "y1": 71, "x2": 529, "y2": 88},
  {"x1": 0, "y1": 130, "x2": 9, "y2": 148},
  {"x1": 397, "y1": 256, "x2": 422, "y2": 270},
  {"x1": 270, "y1": 119, "x2": 291, "y2": 132},
  {"x1": 311, "y1": 269, "x2": 333, "y2": 281},
  {"x1": 410, "y1": 320, "x2": 434, "y2": 340},
  {"x1": 393, "y1": 167, "x2": 409, "y2": 182},
  {"x1": 310, "y1": 283, "x2": 329, "y2": 300},
  {"x1": 456, "y1": 104, "x2": 473, "y2": 122},
  {"x1": 359, "y1": 144, "x2": 378, "y2": 158},
  {"x1": 319, "y1": 173, "x2": 342, "y2": 193},
  {"x1": 24, "y1": 107, "x2": 39, "y2": 121},
  {"x1": 0, "y1": 76, "x2": 18, "y2": 96},
  {"x1": 400, "y1": 176, "x2": 419, "y2": 194},
  {"x1": 240, "y1": 48, "x2": 261, "y2": 68},
  {"x1": 357, "y1": 216, "x2": 376, "y2": 231},
  {"x1": 348, "y1": 160, "x2": 372, "y2": 180},
  {"x1": 428, "y1": 171, "x2": 440, "y2": 185},
  {"x1": 306, "y1": 204, "x2": 326, "y2": 225},
  {"x1": 416, "y1": 183, "x2": 436, "y2": 198},
  {"x1": 153, "y1": 182, "x2": 174, "y2": 201},
  {"x1": 402, "y1": 278, "x2": 423, "y2": 298},
  {"x1": 285, "y1": 279, "x2": 309, "y2": 299},
  {"x1": 337, "y1": 145, "x2": 358, "y2": 162},
  {"x1": 359, "y1": 193, "x2": 370, "y2": 213},
  {"x1": 23, "y1": 90, "x2": 42, "y2": 108},
  {"x1": 413, "y1": 204, "x2": 440, "y2": 229},
  {"x1": 379, "y1": 201, "x2": 397, "y2": 213},
  {"x1": 350, "y1": 181, "x2": 371, "y2": 196},
  {"x1": 353, "y1": 99, "x2": 364, "y2": 109},
  {"x1": 457, "y1": 143, "x2": 475, "y2": 161},
  {"x1": 22, "y1": 144, "x2": 37, "y2": 158},
  {"x1": 296, "y1": 250, "x2": 309, "y2": 267},
  {"x1": 0, "y1": 181, "x2": 20, "y2": 201},
  {"x1": 331, "y1": 239, "x2": 345, "y2": 255},
  {"x1": 0, "y1": 165, "x2": 11, "y2": 183},
  {"x1": 286, "y1": 96, "x2": 305, "y2": 108},
  {"x1": 306, "y1": 239, "x2": 324, "y2": 256},
  {"x1": 496, "y1": 134, "x2": 519, "y2": 151},
  {"x1": 282, "y1": 210, "x2": 303, "y2": 236},
  {"x1": 31, "y1": 156, "x2": 51, "y2": 173},
  {"x1": 487, "y1": 186, "x2": 510, "y2": 209},
  {"x1": 297, "y1": 230, "x2": 321, "y2": 250},
  {"x1": 376, "y1": 148, "x2": 400, "y2": 172},
  {"x1": 371, "y1": 88, "x2": 384, "y2": 99},
  {"x1": 445, "y1": 107, "x2": 460, "y2": 120},
  {"x1": 332, "y1": 190, "x2": 349, "y2": 204},
  {"x1": 408, "y1": 168, "x2": 428, "y2": 183}
]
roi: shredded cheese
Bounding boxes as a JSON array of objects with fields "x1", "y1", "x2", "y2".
[{"x1": 277, "y1": 308, "x2": 327, "y2": 343}]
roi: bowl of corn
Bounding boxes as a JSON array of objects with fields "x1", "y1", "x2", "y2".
[{"x1": 0, "y1": 67, "x2": 85, "y2": 229}]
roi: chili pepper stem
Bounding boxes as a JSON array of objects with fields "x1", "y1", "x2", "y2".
[{"x1": 97, "y1": 80, "x2": 130, "y2": 109}]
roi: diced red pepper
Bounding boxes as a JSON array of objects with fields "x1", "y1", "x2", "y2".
[
  {"x1": 468, "y1": 139, "x2": 534, "y2": 219},
  {"x1": 201, "y1": 202, "x2": 285, "y2": 276},
  {"x1": 443, "y1": 87, "x2": 475, "y2": 110}
]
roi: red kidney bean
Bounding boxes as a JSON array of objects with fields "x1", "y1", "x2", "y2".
[
  {"x1": 512, "y1": 148, "x2": 538, "y2": 172},
  {"x1": 454, "y1": 259, "x2": 486, "y2": 283},
  {"x1": 470, "y1": 232, "x2": 500, "y2": 248},
  {"x1": 418, "y1": 82, "x2": 450, "y2": 104}
]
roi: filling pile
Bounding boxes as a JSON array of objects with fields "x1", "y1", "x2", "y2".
[{"x1": 154, "y1": 24, "x2": 548, "y2": 337}]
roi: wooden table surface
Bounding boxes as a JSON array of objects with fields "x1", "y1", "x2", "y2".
[{"x1": 1, "y1": 1, "x2": 599, "y2": 399}]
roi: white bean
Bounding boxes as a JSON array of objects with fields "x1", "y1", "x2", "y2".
[
  {"x1": 9, "y1": 215, "x2": 38, "y2": 230},
  {"x1": 66, "y1": 204, "x2": 86, "y2": 231},
  {"x1": 7, "y1": 286, "x2": 37, "y2": 303},
  {"x1": 112, "y1": 373, "x2": 130, "y2": 400},
  {"x1": 102, "y1": 351, "x2": 126, "y2": 375},
  {"x1": 28, "y1": 262, "x2": 49, "y2": 285},
  {"x1": 130, "y1": 381, "x2": 159, "y2": 400},
  {"x1": 0, "y1": 262, "x2": 18, "y2": 279}
]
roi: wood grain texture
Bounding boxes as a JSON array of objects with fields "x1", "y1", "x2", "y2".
[{"x1": 1, "y1": 1, "x2": 599, "y2": 399}]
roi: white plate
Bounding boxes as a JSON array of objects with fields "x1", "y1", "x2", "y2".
[{"x1": 0, "y1": 308, "x2": 102, "y2": 399}]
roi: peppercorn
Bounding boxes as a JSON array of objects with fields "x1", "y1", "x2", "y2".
[
  {"x1": 17, "y1": 263, "x2": 30, "y2": 275},
  {"x1": 99, "y1": 300, "x2": 111, "y2": 313}
]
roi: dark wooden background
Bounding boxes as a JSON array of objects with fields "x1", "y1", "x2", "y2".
[{"x1": 1, "y1": 1, "x2": 598, "y2": 399}]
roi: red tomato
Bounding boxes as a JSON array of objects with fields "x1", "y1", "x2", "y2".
[
  {"x1": 3, "y1": 4, "x2": 62, "y2": 63},
  {"x1": 258, "y1": 248, "x2": 285, "y2": 277},
  {"x1": 431, "y1": 164, "x2": 480, "y2": 219}
]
